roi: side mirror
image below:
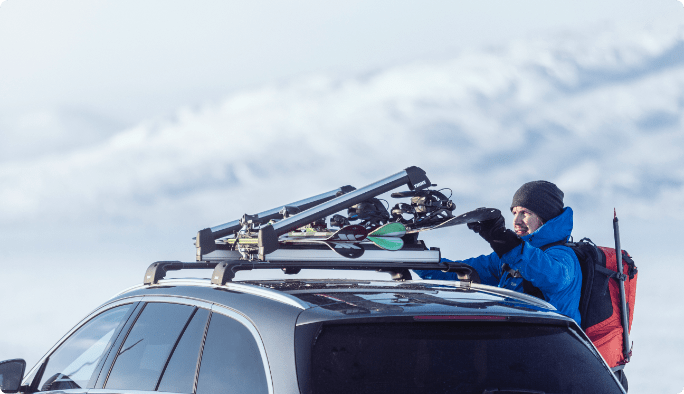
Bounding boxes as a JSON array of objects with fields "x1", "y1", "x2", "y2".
[{"x1": 0, "y1": 359, "x2": 26, "y2": 393}]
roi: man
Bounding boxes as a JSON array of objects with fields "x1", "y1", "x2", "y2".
[{"x1": 415, "y1": 180, "x2": 582, "y2": 325}]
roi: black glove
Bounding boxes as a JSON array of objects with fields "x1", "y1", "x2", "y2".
[{"x1": 467, "y1": 213, "x2": 522, "y2": 258}]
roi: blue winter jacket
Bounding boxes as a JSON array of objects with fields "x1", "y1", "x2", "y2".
[{"x1": 415, "y1": 207, "x2": 582, "y2": 325}]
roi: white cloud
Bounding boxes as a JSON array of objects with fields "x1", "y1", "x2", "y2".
[{"x1": 1, "y1": 24, "x2": 683, "y2": 231}]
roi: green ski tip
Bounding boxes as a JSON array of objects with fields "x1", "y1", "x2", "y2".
[
  {"x1": 368, "y1": 222, "x2": 406, "y2": 238},
  {"x1": 367, "y1": 236, "x2": 404, "y2": 251}
]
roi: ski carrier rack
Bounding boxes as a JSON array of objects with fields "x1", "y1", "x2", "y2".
[{"x1": 144, "y1": 166, "x2": 497, "y2": 284}]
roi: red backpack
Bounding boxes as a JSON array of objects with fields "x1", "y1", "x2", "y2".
[
  {"x1": 537, "y1": 239, "x2": 638, "y2": 368},
  {"x1": 579, "y1": 242, "x2": 637, "y2": 368}
]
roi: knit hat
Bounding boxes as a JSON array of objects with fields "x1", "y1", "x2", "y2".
[{"x1": 510, "y1": 181, "x2": 564, "y2": 222}]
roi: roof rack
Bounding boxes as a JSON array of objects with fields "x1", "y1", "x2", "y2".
[
  {"x1": 143, "y1": 260, "x2": 481, "y2": 285},
  {"x1": 150, "y1": 166, "x2": 495, "y2": 286}
]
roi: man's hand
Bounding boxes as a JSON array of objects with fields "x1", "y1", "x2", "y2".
[
  {"x1": 467, "y1": 211, "x2": 522, "y2": 258},
  {"x1": 467, "y1": 215, "x2": 505, "y2": 240}
]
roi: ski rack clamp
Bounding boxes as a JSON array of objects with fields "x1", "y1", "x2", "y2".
[
  {"x1": 195, "y1": 185, "x2": 356, "y2": 260},
  {"x1": 257, "y1": 166, "x2": 431, "y2": 259}
]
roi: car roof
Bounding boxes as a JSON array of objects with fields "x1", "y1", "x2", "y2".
[{"x1": 109, "y1": 277, "x2": 570, "y2": 325}]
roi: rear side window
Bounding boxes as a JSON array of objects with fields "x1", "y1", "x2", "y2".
[
  {"x1": 37, "y1": 305, "x2": 131, "y2": 391},
  {"x1": 195, "y1": 313, "x2": 268, "y2": 394},
  {"x1": 303, "y1": 321, "x2": 623, "y2": 394},
  {"x1": 157, "y1": 308, "x2": 210, "y2": 393},
  {"x1": 105, "y1": 303, "x2": 195, "y2": 390}
]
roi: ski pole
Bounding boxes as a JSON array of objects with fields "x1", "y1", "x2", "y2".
[{"x1": 613, "y1": 209, "x2": 631, "y2": 362}]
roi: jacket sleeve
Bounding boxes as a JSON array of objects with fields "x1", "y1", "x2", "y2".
[
  {"x1": 501, "y1": 241, "x2": 582, "y2": 324},
  {"x1": 501, "y1": 242, "x2": 579, "y2": 294},
  {"x1": 414, "y1": 253, "x2": 502, "y2": 287}
]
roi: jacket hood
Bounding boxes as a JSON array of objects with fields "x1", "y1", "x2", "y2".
[{"x1": 521, "y1": 206, "x2": 573, "y2": 247}]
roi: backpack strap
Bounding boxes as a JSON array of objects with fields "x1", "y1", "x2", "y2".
[
  {"x1": 595, "y1": 264, "x2": 627, "y2": 282},
  {"x1": 540, "y1": 239, "x2": 569, "y2": 251}
]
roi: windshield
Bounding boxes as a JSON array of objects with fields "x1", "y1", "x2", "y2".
[{"x1": 299, "y1": 320, "x2": 623, "y2": 394}]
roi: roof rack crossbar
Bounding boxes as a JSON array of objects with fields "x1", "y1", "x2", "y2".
[
  {"x1": 143, "y1": 260, "x2": 480, "y2": 286},
  {"x1": 144, "y1": 261, "x2": 218, "y2": 285}
]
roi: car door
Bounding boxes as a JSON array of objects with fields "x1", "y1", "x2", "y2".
[{"x1": 91, "y1": 297, "x2": 271, "y2": 394}]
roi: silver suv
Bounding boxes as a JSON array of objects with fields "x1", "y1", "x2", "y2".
[{"x1": 1, "y1": 271, "x2": 625, "y2": 394}]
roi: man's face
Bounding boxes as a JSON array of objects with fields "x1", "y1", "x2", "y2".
[{"x1": 511, "y1": 206, "x2": 544, "y2": 236}]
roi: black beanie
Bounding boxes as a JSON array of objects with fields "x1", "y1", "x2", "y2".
[{"x1": 510, "y1": 181, "x2": 564, "y2": 222}]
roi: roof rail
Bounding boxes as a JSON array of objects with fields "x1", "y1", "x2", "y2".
[{"x1": 143, "y1": 260, "x2": 481, "y2": 286}]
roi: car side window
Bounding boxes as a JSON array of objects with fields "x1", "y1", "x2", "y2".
[
  {"x1": 104, "y1": 303, "x2": 195, "y2": 391},
  {"x1": 156, "y1": 308, "x2": 210, "y2": 393},
  {"x1": 37, "y1": 305, "x2": 132, "y2": 391},
  {"x1": 195, "y1": 312, "x2": 268, "y2": 394}
]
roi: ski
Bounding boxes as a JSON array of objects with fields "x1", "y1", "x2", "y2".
[
  {"x1": 284, "y1": 224, "x2": 368, "y2": 242},
  {"x1": 368, "y1": 222, "x2": 406, "y2": 238},
  {"x1": 280, "y1": 223, "x2": 406, "y2": 252},
  {"x1": 282, "y1": 223, "x2": 406, "y2": 254},
  {"x1": 322, "y1": 241, "x2": 365, "y2": 258},
  {"x1": 225, "y1": 238, "x2": 366, "y2": 259},
  {"x1": 405, "y1": 207, "x2": 501, "y2": 233},
  {"x1": 284, "y1": 222, "x2": 405, "y2": 240},
  {"x1": 367, "y1": 236, "x2": 404, "y2": 251}
]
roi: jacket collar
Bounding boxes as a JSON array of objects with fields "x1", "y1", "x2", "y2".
[{"x1": 521, "y1": 206, "x2": 573, "y2": 247}]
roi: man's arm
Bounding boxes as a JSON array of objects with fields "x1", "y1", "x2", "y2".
[
  {"x1": 414, "y1": 253, "x2": 502, "y2": 286},
  {"x1": 501, "y1": 242, "x2": 582, "y2": 324},
  {"x1": 502, "y1": 243, "x2": 579, "y2": 294}
]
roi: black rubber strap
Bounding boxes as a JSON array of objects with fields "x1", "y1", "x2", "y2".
[{"x1": 595, "y1": 264, "x2": 627, "y2": 281}]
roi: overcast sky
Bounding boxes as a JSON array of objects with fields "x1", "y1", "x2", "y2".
[
  {"x1": 1, "y1": 0, "x2": 681, "y2": 156},
  {"x1": 1, "y1": 2, "x2": 683, "y2": 393}
]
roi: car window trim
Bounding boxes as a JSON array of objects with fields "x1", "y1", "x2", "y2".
[
  {"x1": 22, "y1": 297, "x2": 143, "y2": 390},
  {"x1": 93, "y1": 302, "x2": 146, "y2": 389},
  {"x1": 154, "y1": 307, "x2": 199, "y2": 392}
]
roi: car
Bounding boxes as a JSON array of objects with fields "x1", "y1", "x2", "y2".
[
  {"x1": 0, "y1": 166, "x2": 627, "y2": 393},
  {"x1": 0, "y1": 263, "x2": 626, "y2": 394}
]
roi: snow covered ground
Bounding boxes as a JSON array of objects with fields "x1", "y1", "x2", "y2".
[{"x1": 1, "y1": 4, "x2": 683, "y2": 393}]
